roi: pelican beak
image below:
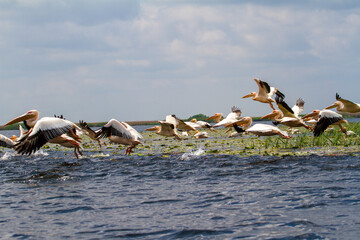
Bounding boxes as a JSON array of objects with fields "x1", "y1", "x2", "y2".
[
  {"x1": 242, "y1": 94, "x2": 253, "y2": 99},
  {"x1": 3, "y1": 112, "x2": 34, "y2": 126},
  {"x1": 302, "y1": 112, "x2": 317, "y2": 119},
  {"x1": 261, "y1": 111, "x2": 277, "y2": 120},
  {"x1": 325, "y1": 103, "x2": 337, "y2": 110},
  {"x1": 145, "y1": 126, "x2": 158, "y2": 131},
  {"x1": 206, "y1": 115, "x2": 218, "y2": 120}
]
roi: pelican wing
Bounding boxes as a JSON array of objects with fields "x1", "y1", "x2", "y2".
[
  {"x1": 79, "y1": 120, "x2": 100, "y2": 137},
  {"x1": 159, "y1": 120, "x2": 175, "y2": 132},
  {"x1": 165, "y1": 115, "x2": 195, "y2": 131},
  {"x1": 255, "y1": 78, "x2": 271, "y2": 97},
  {"x1": 0, "y1": 134, "x2": 15, "y2": 148},
  {"x1": 96, "y1": 119, "x2": 136, "y2": 140},
  {"x1": 14, "y1": 117, "x2": 76, "y2": 155},
  {"x1": 292, "y1": 98, "x2": 305, "y2": 117},
  {"x1": 120, "y1": 121, "x2": 143, "y2": 141},
  {"x1": 276, "y1": 95, "x2": 295, "y2": 118},
  {"x1": 313, "y1": 110, "x2": 343, "y2": 136},
  {"x1": 336, "y1": 93, "x2": 359, "y2": 109}
]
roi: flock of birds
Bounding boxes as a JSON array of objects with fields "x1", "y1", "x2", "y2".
[{"x1": 0, "y1": 78, "x2": 359, "y2": 158}]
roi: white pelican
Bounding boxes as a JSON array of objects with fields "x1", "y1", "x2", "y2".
[
  {"x1": 194, "y1": 131, "x2": 209, "y2": 139},
  {"x1": 185, "y1": 119, "x2": 214, "y2": 131},
  {"x1": 207, "y1": 106, "x2": 242, "y2": 128},
  {"x1": 95, "y1": 119, "x2": 143, "y2": 155},
  {"x1": 302, "y1": 109, "x2": 348, "y2": 136},
  {"x1": 165, "y1": 115, "x2": 196, "y2": 133},
  {"x1": 261, "y1": 110, "x2": 312, "y2": 130},
  {"x1": 0, "y1": 134, "x2": 16, "y2": 149},
  {"x1": 145, "y1": 121, "x2": 182, "y2": 140},
  {"x1": 79, "y1": 120, "x2": 104, "y2": 148},
  {"x1": 231, "y1": 117, "x2": 291, "y2": 139},
  {"x1": 242, "y1": 78, "x2": 285, "y2": 110},
  {"x1": 325, "y1": 93, "x2": 360, "y2": 114},
  {"x1": 2, "y1": 110, "x2": 82, "y2": 158}
]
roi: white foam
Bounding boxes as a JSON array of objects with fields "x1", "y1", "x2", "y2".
[{"x1": 180, "y1": 147, "x2": 205, "y2": 160}]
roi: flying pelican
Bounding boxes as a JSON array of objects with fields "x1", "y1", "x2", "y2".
[
  {"x1": 261, "y1": 110, "x2": 312, "y2": 130},
  {"x1": 95, "y1": 119, "x2": 143, "y2": 155},
  {"x1": 207, "y1": 106, "x2": 242, "y2": 128},
  {"x1": 79, "y1": 120, "x2": 104, "y2": 148},
  {"x1": 231, "y1": 117, "x2": 291, "y2": 139},
  {"x1": 2, "y1": 110, "x2": 82, "y2": 158},
  {"x1": 165, "y1": 115, "x2": 197, "y2": 134},
  {"x1": 145, "y1": 121, "x2": 182, "y2": 140},
  {"x1": 325, "y1": 93, "x2": 360, "y2": 114},
  {"x1": 0, "y1": 125, "x2": 25, "y2": 149},
  {"x1": 194, "y1": 131, "x2": 209, "y2": 139},
  {"x1": 262, "y1": 97, "x2": 311, "y2": 130},
  {"x1": 242, "y1": 78, "x2": 285, "y2": 110},
  {"x1": 302, "y1": 109, "x2": 349, "y2": 136},
  {"x1": 185, "y1": 119, "x2": 214, "y2": 131}
]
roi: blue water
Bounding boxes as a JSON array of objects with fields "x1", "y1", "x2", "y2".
[{"x1": 1, "y1": 126, "x2": 360, "y2": 239}]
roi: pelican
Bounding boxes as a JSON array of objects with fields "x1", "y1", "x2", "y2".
[
  {"x1": 165, "y1": 115, "x2": 196, "y2": 133},
  {"x1": 185, "y1": 119, "x2": 214, "y2": 131},
  {"x1": 242, "y1": 78, "x2": 285, "y2": 110},
  {"x1": 95, "y1": 119, "x2": 143, "y2": 155},
  {"x1": 194, "y1": 131, "x2": 209, "y2": 139},
  {"x1": 325, "y1": 93, "x2": 360, "y2": 114},
  {"x1": 302, "y1": 109, "x2": 348, "y2": 136},
  {"x1": 79, "y1": 120, "x2": 104, "y2": 148},
  {"x1": 207, "y1": 106, "x2": 242, "y2": 128},
  {"x1": 145, "y1": 121, "x2": 182, "y2": 140},
  {"x1": 0, "y1": 134, "x2": 16, "y2": 149},
  {"x1": 262, "y1": 96, "x2": 312, "y2": 131},
  {"x1": 231, "y1": 117, "x2": 291, "y2": 139},
  {"x1": 2, "y1": 110, "x2": 82, "y2": 158}
]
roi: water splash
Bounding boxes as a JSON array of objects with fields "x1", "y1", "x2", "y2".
[
  {"x1": 1, "y1": 151, "x2": 17, "y2": 160},
  {"x1": 33, "y1": 149, "x2": 49, "y2": 156},
  {"x1": 180, "y1": 148, "x2": 205, "y2": 160}
]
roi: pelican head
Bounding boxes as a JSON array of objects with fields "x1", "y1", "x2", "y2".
[
  {"x1": 261, "y1": 110, "x2": 282, "y2": 120},
  {"x1": 206, "y1": 113, "x2": 222, "y2": 123},
  {"x1": 3, "y1": 110, "x2": 39, "y2": 127},
  {"x1": 325, "y1": 101, "x2": 342, "y2": 110},
  {"x1": 242, "y1": 92, "x2": 256, "y2": 99},
  {"x1": 190, "y1": 118, "x2": 197, "y2": 123}
]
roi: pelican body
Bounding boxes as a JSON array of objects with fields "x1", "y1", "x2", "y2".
[
  {"x1": 145, "y1": 121, "x2": 182, "y2": 140},
  {"x1": 302, "y1": 109, "x2": 348, "y2": 136},
  {"x1": 232, "y1": 117, "x2": 291, "y2": 139},
  {"x1": 242, "y1": 78, "x2": 285, "y2": 110},
  {"x1": 95, "y1": 119, "x2": 143, "y2": 155},
  {"x1": 207, "y1": 106, "x2": 242, "y2": 128}
]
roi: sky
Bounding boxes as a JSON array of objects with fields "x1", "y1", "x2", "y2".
[{"x1": 1, "y1": 0, "x2": 360, "y2": 123}]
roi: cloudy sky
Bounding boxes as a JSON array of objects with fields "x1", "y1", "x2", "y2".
[{"x1": 1, "y1": 0, "x2": 359, "y2": 123}]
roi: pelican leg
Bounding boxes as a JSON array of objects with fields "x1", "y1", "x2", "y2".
[
  {"x1": 338, "y1": 124, "x2": 347, "y2": 135},
  {"x1": 125, "y1": 146, "x2": 134, "y2": 155}
]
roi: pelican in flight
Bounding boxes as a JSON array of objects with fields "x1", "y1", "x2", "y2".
[
  {"x1": 2, "y1": 110, "x2": 82, "y2": 158},
  {"x1": 145, "y1": 121, "x2": 182, "y2": 140},
  {"x1": 79, "y1": 120, "x2": 104, "y2": 148},
  {"x1": 302, "y1": 109, "x2": 348, "y2": 136},
  {"x1": 262, "y1": 96, "x2": 311, "y2": 130},
  {"x1": 185, "y1": 119, "x2": 214, "y2": 131},
  {"x1": 242, "y1": 78, "x2": 285, "y2": 110},
  {"x1": 325, "y1": 93, "x2": 360, "y2": 114},
  {"x1": 165, "y1": 115, "x2": 196, "y2": 134},
  {"x1": 95, "y1": 119, "x2": 143, "y2": 155},
  {"x1": 231, "y1": 116, "x2": 291, "y2": 139},
  {"x1": 207, "y1": 106, "x2": 242, "y2": 128}
]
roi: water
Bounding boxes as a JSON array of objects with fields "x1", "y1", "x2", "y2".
[{"x1": 1, "y1": 125, "x2": 360, "y2": 239}]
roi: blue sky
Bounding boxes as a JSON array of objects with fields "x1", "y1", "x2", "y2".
[{"x1": 1, "y1": 0, "x2": 359, "y2": 123}]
